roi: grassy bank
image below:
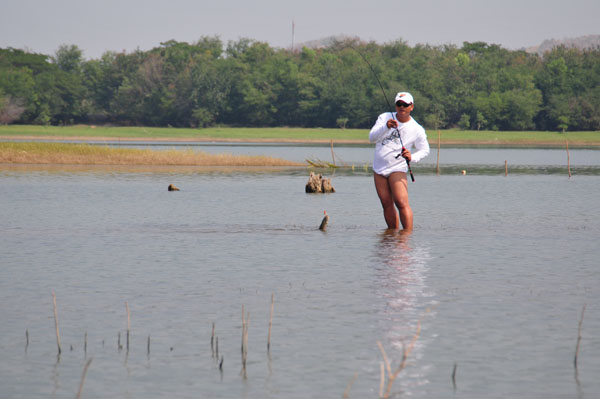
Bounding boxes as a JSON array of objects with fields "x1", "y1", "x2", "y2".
[
  {"x1": 1, "y1": 125, "x2": 599, "y2": 147},
  {"x1": 0, "y1": 142, "x2": 303, "y2": 167}
]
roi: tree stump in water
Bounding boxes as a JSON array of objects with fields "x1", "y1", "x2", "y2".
[
  {"x1": 168, "y1": 184, "x2": 180, "y2": 191},
  {"x1": 305, "y1": 172, "x2": 335, "y2": 193}
]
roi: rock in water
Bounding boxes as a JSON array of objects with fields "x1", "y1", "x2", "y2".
[
  {"x1": 319, "y1": 211, "x2": 329, "y2": 231},
  {"x1": 321, "y1": 177, "x2": 335, "y2": 193},
  {"x1": 168, "y1": 184, "x2": 180, "y2": 191},
  {"x1": 305, "y1": 172, "x2": 322, "y2": 193},
  {"x1": 305, "y1": 172, "x2": 335, "y2": 193}
]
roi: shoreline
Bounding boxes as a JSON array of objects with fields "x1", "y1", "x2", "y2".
[{"x1": 1, "y1": 135, "x2": 599, "y2": 148}]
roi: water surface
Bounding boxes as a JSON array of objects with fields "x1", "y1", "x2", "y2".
[{"x1": 1, "y1": 150, "x2": 598, "y2": 399}]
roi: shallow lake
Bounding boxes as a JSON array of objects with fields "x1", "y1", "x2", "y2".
[{"x1": 1, "y1": 147, "x2": 599, "y2": 398}]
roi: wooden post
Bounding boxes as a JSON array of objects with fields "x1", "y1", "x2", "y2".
[
  {"x1": 436, "y1": 130, "x2": 441, "y2": 175},
  {"x1": 566, "y1": 139, "x2": 572, "y2": 178},
  {"x1": 330, "y1": 140, "x2": 336, "y2": 166}
]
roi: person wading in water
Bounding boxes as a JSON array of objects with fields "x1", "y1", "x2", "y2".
[{"x1": 369, "y1": 92, "x2": 430, "y2": 231}]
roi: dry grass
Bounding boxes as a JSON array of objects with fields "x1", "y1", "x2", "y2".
[{"x1": 0, "y1": 142, "x2": 303, "y2": 167}]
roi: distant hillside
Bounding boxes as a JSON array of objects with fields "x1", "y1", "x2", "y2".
[{"x1": 524, "y1": 34, "x2": 600, "y2": 55}]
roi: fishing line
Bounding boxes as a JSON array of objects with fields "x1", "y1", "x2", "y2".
[{"x1": 348, "y1": 45, "x2": 415, "y2": 182}]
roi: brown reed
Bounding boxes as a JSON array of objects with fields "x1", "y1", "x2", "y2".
[
  {"x1": 379, "y1": 362, "x2": 385, "y2": 398},
  {"x1": 76, "y1": 358, "x2": 93, "y2": 399},
  {"x1": 505, "y1": 160, "x2": 508, "y2": 176},
  {"x1": 343, "y1": 372, "x2": 359, "y2": 399},
  {"x1": 52, "y1": 291, "x2": 62, "y2": 355},
  {"x1": 268, "y1": 293, "x2": 274, "y2": 351}
]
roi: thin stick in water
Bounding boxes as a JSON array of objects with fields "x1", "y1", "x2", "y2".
[
  {"x1": 574, "y1": 304, "x2": 587, "y2": 369},
  {"x1": 343, "y1": 372, "x2": 359, "y2": 399},
  {"x1": 379, "y1": 362, "x2": 385, "y2": 398},
  {"x1": 52, "y1": 291, "x2": 62, "y2": 355},
  {"x1": 566, "y1": 139, "x2": 572, "y2": 178},
  {"x1": 505, "y1": 160, "x2": 508, "y2": 177},
  {"x1": 76, "y1": 358, "x2": 93, "y2": 399},
  {"x1": 330, "y1": 140, "x2": 336, "y2": 166},
  {"x1": 211, "y1": 322, "x2": 215, "y2": 356},
  {"x1": 125, "y1": 302, "x2": 131, "y2": 352},
  {"x1": 268, "y1": 293, "x2": 274, "y2": 351},
  {"x1": 147, "y1": 335, "x2": 151, "y2": 355},
  {"x1": 452, "y1": 362, "x2": 457, "y2": 390},
  {"x1": 84, "y1": 332, "x2": 87, "y2": 356},
  {"x1": 25, "y1": 330, "x2": 29, "y2": 352},
  {"x1": 241, "y1": 305, "x2": 245, "y2": 354},
  {"x1": 436, "y1": 130, "x2": 441, "y2": 175}
]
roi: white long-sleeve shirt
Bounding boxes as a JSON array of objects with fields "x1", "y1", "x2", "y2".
[{"x1": 369, "y1": 112, "x2": 430, "y2": 176}]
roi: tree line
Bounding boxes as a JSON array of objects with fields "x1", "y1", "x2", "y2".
[{"x1": 1, "y1": 37, "x2": 599, "y2": 131}]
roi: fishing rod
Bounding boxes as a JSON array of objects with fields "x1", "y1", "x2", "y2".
[{"x1": 348, "y1": 45, "x2": 415, "y2": 182}]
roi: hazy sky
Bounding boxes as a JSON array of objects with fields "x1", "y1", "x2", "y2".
[{"x1": 1, "y1": 0, "x2": 598, "y2": 59}]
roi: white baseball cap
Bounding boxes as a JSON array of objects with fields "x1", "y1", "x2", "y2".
[{"x1": 394, "y1": 92, "x2": 414, "y2": 105}]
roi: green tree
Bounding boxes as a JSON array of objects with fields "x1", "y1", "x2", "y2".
[
  {"x1": 557, "y1": 115, "x2": 569, "y2": 132},
  {"x1": 458, "y1": 113, "x2": 470, "y2": 130}
]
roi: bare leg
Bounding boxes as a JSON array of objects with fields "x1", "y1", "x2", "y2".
[
  {"x1": 374, "y1": 173, "x2": 399, "y2": 229},
  {"x1": 374, "y1": 172, "x2": 412, "y2": 231},
  {"x1": 388, "y1": 172, "x2": 413, "y2": 231}
]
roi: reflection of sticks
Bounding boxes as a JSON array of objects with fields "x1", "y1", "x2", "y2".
[
  {"x1": 343, "y1": 372, "x2": 358, "y2": 399},
  {"x1": 268, "y1": 293, "x2": 274, "y2": 351},
  {"x1": 84, "y1": 332, "x2": 87, "y2": 356},
  {"x1": 76, "y1": 358, "x2": 93, "y2": 399},
  {"x1": 574, "y1": 304, "x2": 587, "y2": 369},
  {"x1": 377, "y1": 314, "x2": 424, "y2": 398},
  {"x1": 147, "y1": 335, "x2": 151, "y2": 355},
  {"x1": 52, "y1": 291, "x2": 62, "y2": 355}
]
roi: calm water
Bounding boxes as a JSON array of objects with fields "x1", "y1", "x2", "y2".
[{"x1": 1, "y1": 147, "x2": 599, "y2": 398}]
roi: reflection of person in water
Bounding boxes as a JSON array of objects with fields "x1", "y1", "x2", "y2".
[{"x1": 372, "y1": 230, "x2": 433, "y2": 391}]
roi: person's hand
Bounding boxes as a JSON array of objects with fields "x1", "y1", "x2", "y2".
[
  {"x1": 401, "y1": 147, "x2": 412, "y2": 162},
  {"x1": 386, "y1": 119, "x2": 398, "y2": 129}
]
